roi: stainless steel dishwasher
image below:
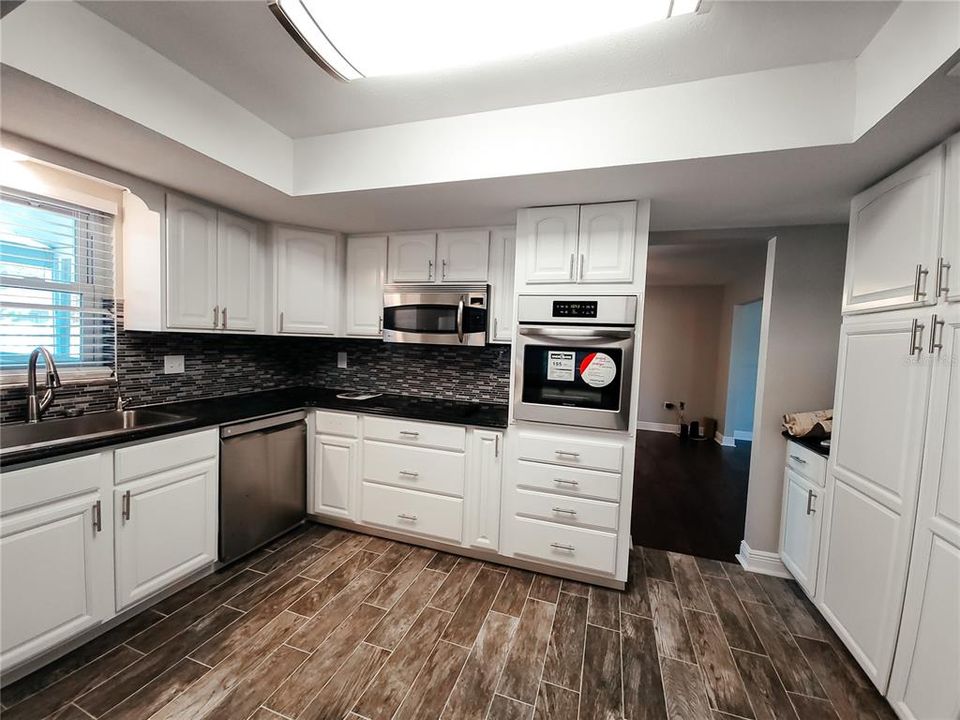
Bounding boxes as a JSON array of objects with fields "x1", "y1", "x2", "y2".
[{"x1": 219, "y1": 411, "x2": 307, "y2": 563}]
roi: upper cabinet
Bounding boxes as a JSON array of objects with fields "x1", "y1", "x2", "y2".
[
  {"x1": 518, "y1": 202, "x2": 637, "y2": 285},
  {"x1": 843, "y1": 146, "x2": 945, "y2": 314},
  {"x1": 345, "y1": 235, "x2": 388, "y2": 337},
  {"x1": 437, "y1": 229, "x2": 490, "y2": 282},
  {"x1": 488, "y1": 227, "x2": 516, "y2": 343},
  {"x1": 165, "y1": 194, "x2": 263, "y2": 333},
  {"x1": 942, "y1": 133, "x2": 959, "y2": 304},
  {"x1": 388, "y1": 232, "x2": 437, "y2": 283},
  {"x1": 275, "y1": 226, "x2": 340, "y2": 336}
]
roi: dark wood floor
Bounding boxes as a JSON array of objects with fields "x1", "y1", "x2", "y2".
[
  {"x1": 633, "y1": 430, "x2": 752, "y2": 562},
  {"x1": 1, "y1": 523, "x2": 896, "y2": 720}
]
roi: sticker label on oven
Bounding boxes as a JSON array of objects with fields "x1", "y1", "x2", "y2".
[
  {"x1": 579, "y1": 352, "x2": 617, "y2": 387},
  {"x1": 547, "y1": 351, "x2": 576, "y2": 381}
]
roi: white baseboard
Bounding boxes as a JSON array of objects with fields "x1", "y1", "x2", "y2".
[
  {"x1": 637, "y1": 421, "x2": 679, "y2": 434},
  {"x1": 733, "y1": 430, "x2": 754, "y2": 441},
  {"x1": 714, "y1": 431, "x2": 736, "y2": 447},
  {"x1": 736, "y1": 539, "x2": 792, "y2": 578}
]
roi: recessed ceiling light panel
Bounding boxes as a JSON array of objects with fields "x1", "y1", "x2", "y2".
[{"x1": 270, "y1": 0, "x2": 701, "y2": 81}]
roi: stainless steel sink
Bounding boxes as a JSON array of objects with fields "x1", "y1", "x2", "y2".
[{"x1": 0, "y1": 410, "x2": 194, "y2": 453}]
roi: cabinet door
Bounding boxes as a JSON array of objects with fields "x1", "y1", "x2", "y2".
[
  {"x1": 519, "y1": 206, "x2": 579, "y2": 284},
  {"x1": 887, "y1": 306, "x2": 959, "y2": 720},
  {"x1": 577, "y1": 201, "x2": 636, "y2": 283},
  {"x1": 388, "y1": 232, "x2": 437, "y2": 283},
  {"x1": 942, "y1": 133, "x2": 959, "y2": 303},
  {"x1": 817, "y1": 310, "x2": 933, "y2": 690},
  {"x1": 779, "y1": 468, "x2": 822, "y2": 596},
  {"x1": 1, "y1": 490, "x2": 110, "y2": 669},
  {"x1": 217, "y1": 211, "x2": 262, "y2": 332},
  {"x1": 275, "y1": 227, "x2": 339, "y2": 335},
  {"x1": 488, "y1": 228, "x2": 516, "y2": 343},
  {"x1": 115, "y1": 458, "x2": 217, "y2": 610},
  {"x1": 464, "y1": 431, "x2": 502, "y2": 551},
  {"x1": 843, "y1": 146, "x2": 945, "y2": 313},
  {"x1": 313, "y1": 435, "x2": 357, "y2": 520},
  {"x1": 437, "y1": 229, "x2": 490, "y2": 282},
  {"x1": 345, "y1": 236, "x2": 387, "y2": 337},
  {"x1": 166, "y1": 194, "x2": 219, "y2": 330}
]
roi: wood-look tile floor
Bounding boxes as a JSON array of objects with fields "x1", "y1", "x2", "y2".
[{"x1": 1, "y1": 523, "x2": 898, "y2": 720}]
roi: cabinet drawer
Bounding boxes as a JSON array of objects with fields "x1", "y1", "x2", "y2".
[
  {"x1": 516, "y1": 460, "x2": 621, "y2": 502},
  {"x1": 785, "y1": 442, "x2": 827, "y2": 487},
  {"x1": 509, "y1": 516, "x2": 617, "y2": 575},
  {"x1": 517, "y1": 432, "x2": 623, "y2": 473},
  {"x1": 1, "y1": 454, "x2": 104, "y2": 514},
  {"x1": 361, "y1": 482, "x2": 463, "y2": 543},
  {"x1": 363, "y1": 441, "x2": 465, "y2": 497},
  {"x1": 364, "y1": 416, "x2": 465, "y2": 452},
  {"x1": 115, "y1": 430, "x2": 218, "y2": 484},
  {"x1": 315, "y1": 411, "x2": 359, "y2": 437},
  {"x1": 513, "y1": 487, "x2": 619, "y2": 531}
]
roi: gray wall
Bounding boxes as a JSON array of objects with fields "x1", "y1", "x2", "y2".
[{"x1": 724, "y1": 299, "x2": 763, "y2": 438}]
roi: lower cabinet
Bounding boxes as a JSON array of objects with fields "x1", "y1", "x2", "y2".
[
  {"x1": 314, "y1": 434, "x2": 357, "y2": 520},
  {"x1": 464, "y1": 430, "x2": 502, "y2": 551},
  {"x1": 779, "y1": 467, "x2": 823, "y2": 596}
]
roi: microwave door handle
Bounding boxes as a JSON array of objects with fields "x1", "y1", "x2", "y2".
[{"x1": 457, "y1": 298, "x2": 465, "y2": 343}]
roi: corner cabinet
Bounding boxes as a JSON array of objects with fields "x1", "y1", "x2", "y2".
[
  {"x1": 345, "y1": 235, "x2": 388, "y2": 337},
  {"x1": 275, "y1": 226, "x2": 340, "y2": 335}
]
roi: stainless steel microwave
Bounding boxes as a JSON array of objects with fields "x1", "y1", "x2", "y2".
[{"x1": 382, "y1": 285, "x2": 488, "y2": 346}]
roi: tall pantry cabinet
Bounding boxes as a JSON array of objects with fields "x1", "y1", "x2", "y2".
[{"x1": 814, "y1": 130, "x2": 959, "y2": 714}]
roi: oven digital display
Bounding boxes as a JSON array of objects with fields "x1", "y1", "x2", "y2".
[{"x1": 552, "y1": 300, "x2": 598, "y2": 318}]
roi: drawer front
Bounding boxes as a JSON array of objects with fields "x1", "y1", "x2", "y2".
[
  {"x1": 315, "y1": 411, "x2": 359, "y2": 437},
  {"x1": 509, "y1": 516, "x2": 617, "y2": 575},
  {"x1": 517, "y1": 432, "x2": 623, "y2": 473},
  {"x1": 364, "y1": 416, "x2": 466, "y2": 452},
  {"x1": 363, "y1": 441, "x2": 465, "y2": 497},
  {"x1": 1, "y1": 454, "x2": 104, "y2": 514},
  {"x1": 361, "y1": 482, "x2": 463, "y2": 543},
  {"x1": 516, "y1": 460, "x2": 621, "y2": 502},
  {"x1": 512, "y1": 488, "x2": 619, "y2": 531},
  {"x1": 115, "y1": 430, "x2": 218, "y2": 484},
  {"x1": 785, "y1": 442, "x2": 827, "y2": 487}
]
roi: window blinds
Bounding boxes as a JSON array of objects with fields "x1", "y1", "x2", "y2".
[{"x1": 0, "y1": 189, "x2": 116, "y2": 371}]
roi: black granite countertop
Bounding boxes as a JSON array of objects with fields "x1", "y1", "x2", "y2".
[
  {"x1": 782, "y1": 430, "x2": 831, "y2": 458},
  {"x1": 0, "y1": 387, "x2": 509, "y2": 468}
]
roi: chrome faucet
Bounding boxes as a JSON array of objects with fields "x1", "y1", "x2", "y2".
[{"x1": 26, "y1": 346, "x2": 62, "y2": 423}]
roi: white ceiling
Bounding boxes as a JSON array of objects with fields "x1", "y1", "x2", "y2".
[{"x1": 79, "y1": 0, "x2": 898, "y2": 137}]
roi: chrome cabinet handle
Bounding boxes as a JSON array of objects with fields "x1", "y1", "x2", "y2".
[
  {"x1": 121, "y1": 490, "x2": 131, "y2": 521},
  {"x1": 936, "y1": 257, "x2": 951, "y2": 298},
  {"x1": 578, "y1": 254, "x2": 585, "y2": 280},
  {"x1": 399, "y1": 470, "x2": 419, "y2": 478},
  {"x1": 442, "y1": 259, "x2": 447, "y2": 280},
  {"x1": 397, "y1": 513, "x2": 418, "y2": 521},
  {"x1": 493, "y1": 318, "x2": 498, "y2": 338},
  {"x1": 552, "y1": 507, "x2": 577, "y2": 516},
  {"x1": 221, "y1": 307, "x2": 227, "y2": 329},
  {"x1": 909, "y1": 318, "x2": 926, "y2": 356},
  {"x1": 568, "y1": 253, "x2": 575, "y2": 279},
  {"x1": 428, "y1": 259, "x2": 433, "y2": 280},
  {"x1": 553, "y1": 478, "x2": 579, "y2": 486},
  {"x1": 550, "y1": 542, "x2": 575, "y2": 552},
  {"x1": 555, "y1": 450, "x2": 580, "y2": 457},
  {"x1": 213, "y1": 305, "x2": 219, "y2": 328},
  {"x1": 789, "y1": 454, "x2": 807, "y2": 464},
  {"x1": 92, "y1": 500, "x2": 102, "y2": 532},
  {"x1": 494, "y1": 434, "x2": 499, "y2": 457},
  {"x1": 377, "y1": 315, "x2": 382, "y2": 334},
  {"x1": 399, "y1": 430, "x2": 420, "y2": 437},
  {"x1": 806, "y1": 489, "x2": 817, "y2": 515},
  {"x1": 456, "y1": 298, "x2": 465, "y2": 343},
  {"x1": 913, "y1": 264, "x2": 929, "y2": 302},
  {"x1": 279, "y1": 311, "x2": 285, "y2": 332},
  {"x1": 930, "y1": 314, "x2": 945, "y2": 354}
]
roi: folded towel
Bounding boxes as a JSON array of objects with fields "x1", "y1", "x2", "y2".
[{"x1": 783, "y1": 409, "x2": 833, "y2": 437}]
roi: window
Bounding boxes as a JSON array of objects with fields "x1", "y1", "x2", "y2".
[{"x1": 0, "y1": 189, "x2": 115, "y2": 374}]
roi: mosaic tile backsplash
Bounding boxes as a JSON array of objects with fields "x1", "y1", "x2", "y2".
[{"x1": 0, "y1": 304, "x2": 511, "y2": 423}]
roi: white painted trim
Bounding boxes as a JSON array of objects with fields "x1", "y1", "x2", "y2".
[
  {"x1": 733, "y1": 430, "x2": 754, "y2": 441},
  {"x1": 736, "y1": 539, "x2": 791, "y2": 578},
  {"x1": 637, "y1": 421, "x2": 679, "y2": 434},
  {"x1": 714, "y1": 431, "x2": 736, "y2": 447}
]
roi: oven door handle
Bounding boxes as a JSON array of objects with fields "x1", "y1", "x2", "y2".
[
  {"x1": 518, "y1": 327, "x2": 633, "y2": 341},
  {"x1": 456, "y1": 298, "x2": 465, "y2": 343}
]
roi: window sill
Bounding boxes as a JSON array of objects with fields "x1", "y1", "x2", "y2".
[{"x1": 0, "y1": 368, "x2": 115, "y2": 389}]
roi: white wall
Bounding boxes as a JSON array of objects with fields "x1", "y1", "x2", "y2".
[
  {"x1": 724, "y1": 300, "x2": 763, "y2": 438},
  {"x1": 743, "y1": 225, "x2": 848, "y2": 553},
  {"x1": 637, "y1": 285, "x2": 723, "y2": 427}
]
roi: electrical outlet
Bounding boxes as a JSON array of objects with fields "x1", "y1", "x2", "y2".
[
  {"x1": 163, "y1": 355, "x2": 185, "y2": 374},
  {"x1": 337, "y1": 351, "x2": 348, "y2": 369},
  {"x1": 664, "y1": 402, "x2": 675, "y2": 410}
]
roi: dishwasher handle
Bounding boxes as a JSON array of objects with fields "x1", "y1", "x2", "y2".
[{"x1": 220, "y1": 411, "x2": 307, "y2": 438}]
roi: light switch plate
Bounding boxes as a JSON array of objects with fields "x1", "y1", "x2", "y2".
[
  {"x1": 337, "y1": 352, "x2": 348, "y2": 369},
  {"x1": 163, "y1": 355, "x2": 185, "y2": 374}
]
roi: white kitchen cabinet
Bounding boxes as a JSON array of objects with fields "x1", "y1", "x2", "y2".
[
  {"x1": 1, "y1": 455, "x2": 112, "y2": 670},
  {"x1": 345, "y1": 235, "x2": 387, "y2": 337},
  {"x1": 577, "y1": 202, "x2": 636, "y2": 283},
  {"x1": 275, "y1": 226, "x2": 339, "y2": 335},
  {"x1": 314, "y1": 434, "x2": 357, "y2": 520},
  {"x1": 217, "y1": 210, "x2": 262, "y2": 332},
  {"x1": 843, "y1": 146, "x2": 945, "y2": 314},
  {"x1": 464, "y1": 430, "x2": 502, "y2": 551},
  {"x1": 817, "y1": 309, "x2": 933, "y2": 690},
  {"x1": 488, "y1": 227, "x2": 516, "y2": 343},
  {"x1": 887, "y1": 305, "x2": 959, "y2": 719},
  {"x1": 941, "y1": 132, "x2": 959, "y2": 304},
  {"x1": 388, "y1": 232, "x2": 437, "y2": 283},
  {"x1": 519, "y1": 205, "x2": 580, "y2": 283},
  {"x1": 779, "y1": 467, "x2": 823, "y2": 596},
  {"x1": 166, "y1": 193, "x2": 219, "y2": 330},
  {"x1": 437, "y1": 229, "x2": 489, "y2": 282},
  {"x1": 114, "y1": 456, "x2": 218, "y2": 610}
]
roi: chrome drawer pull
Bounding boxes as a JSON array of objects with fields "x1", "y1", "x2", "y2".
[
  {"x1": 400, "y1": 430, "x2": 420, "y2": 437},
  {"x1": 913, "y1": 264, "x2": 929, "y2": 301},
  {"x1": 806, "y1": 489, "x2": 817, "y2": 515},
  {"x1": 550, "y1": 542, "x2": 576, "y2": 552},
  {"x1": 397, "y1": 513, "x2": 418, "y2": 521},
  {"x1": 555, "y1": 450, "x2": 580, "y2": 457},
  {"x1": 399, "y1": 470, "x2": 419, "y2": 478},
  {"x1": 936, "y1": 257, "x2": 951, "y2": 297},
  {"x1": 789, "y1": 455, "x2": 807, "y2": 464},
  {"x1": 121, "y1": 490, "x2": 131, "y2": 521},
  {"x1": 553, "y1": 478, "x2": 579, "y2": 486},
  {"x1": 92, "y1": 500, "x2": 102, "y2": 533},
  {"x1": 929, "y1": 314, "x2": 945, "y2": 354},
  {"x1": 552, "y1": 507, "x2": 577, "y2": 516},
  {"x1": 909, "y1": 318, "x2": 926, "y2": 356}
]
